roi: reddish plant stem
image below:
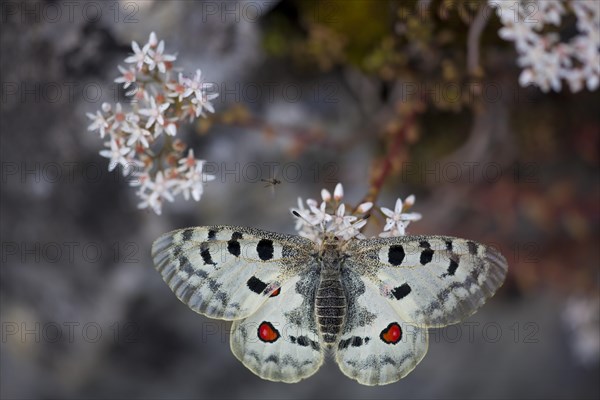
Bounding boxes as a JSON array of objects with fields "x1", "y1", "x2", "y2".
[{"x1": 358, "y1": 109, "x2": 419, "y2": 209}]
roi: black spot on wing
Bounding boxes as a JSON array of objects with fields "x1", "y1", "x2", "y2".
[
  {"x1": 446, "y1": 240, "x2": 453, "y2": 251},
  {"x1": 419, "y1": 240, "x2": 431, "y2": 248},
  {"x1": 228, "y1": 232, "x2": 243, "y2": 257},
  {"x1": 420, "y1": 248, "x2": 434, "y2": 265},
  {"x1": 247, "y1": 276, "x2": 268, "y2": 294},
  {"x1": 207, "y1": 229, "x2": 217, "y2": 240},
  {"x1": 200, "y1": 244, "x2": 216, "y2": 266},
  {"x1": 178, "y1": 255, "x2": 189, "y2": 269},
  {"x1": 388, "y1": 245, "x2": 405, "y2": 266},
  {"x1": 448, "y1": 259, "x2": 459, "y2": 276},
  {"x1": 182, "y1": 229, "x2": 194, "y2": 241},
  {"x1": 231, "y1": 232, "x2": 243, "y2": 240},
  {"x1": 172, "y1": 246, "x2": 182, "y2": 258},
  {"x1": 297, "y1": 336, "x2": 309, "y2": 346},
  {"x1": 339, "y1": 336, "x2": 368, "y2": 350},
  {"x1": 391, "y1": 283, "x2": 411, "y2": 300},
  {"x1": 265, "y1": 355, "x2": 278, "y2": 363},
  {"x1": 193, "y1": 268, "x2": 208, "y2": 279},
  {"x1": 228, "y1": 240, "x2": 240, "y2": 257},
  {"x1": 338, "y1": 338, "x2": 351, "y2": 350},
  {"x1": 257, "y1": 239, "x2": 274, "y2": 261},
  {"x1": 467, "y1": 241, "x2": 478, "y2": 255},
  {"x1": 291, "y1": 336, "x2": 319, "y2": 351}
]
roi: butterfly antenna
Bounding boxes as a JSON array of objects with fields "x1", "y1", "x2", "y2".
[
  {"x1": 291, "y1": 210, "x2": 312, "y2": 225},
  {"x1": 291, "y1": 210, "x2": 328, "y2": 238}
]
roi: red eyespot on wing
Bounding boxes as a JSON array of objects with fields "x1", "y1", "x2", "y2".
[
  {"x1": 257, "y1": 321, "x2": 280, "y2": 343},
  {"x1": 270, "y1": 288, "x2": 281, "y2": 297},
  {"x1": 380, "y1": 322, "x2": 402, "y2": 344}
]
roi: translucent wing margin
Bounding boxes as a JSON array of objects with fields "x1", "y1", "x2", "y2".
[
  {"x1": 345, "y1": 235, "x2": 507, "y2": 327},
  {"x1": 151, "y1": 226, "x2": 315, "y2": 320}
]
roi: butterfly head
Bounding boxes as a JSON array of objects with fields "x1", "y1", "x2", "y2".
[{"x1": 318, "y1": 236, "x2": 346, "y2": 266}]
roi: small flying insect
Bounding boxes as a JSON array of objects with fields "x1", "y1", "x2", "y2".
[
  {"x1": 261, "y1": 178, "x2": 281, "y2": 188},
  {"x1": 261, "y1": 178, "x2": 282, "y2": 196}
]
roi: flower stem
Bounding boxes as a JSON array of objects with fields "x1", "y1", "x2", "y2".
[{"x1": 358, "y1": 108, "x2": 419, "y2": 209}]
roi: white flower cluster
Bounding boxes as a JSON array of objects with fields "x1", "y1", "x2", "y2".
[
  {"x1": 291, "y1": 183, "x2": 422, "y2": 242},
  {"x1": 490, "y1": 0, "x2": 599, "y2": 92},
  {"x1": 86, "y1": 32, "x2": 218, "y2": 215}
]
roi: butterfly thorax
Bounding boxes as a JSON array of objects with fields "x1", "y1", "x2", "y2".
[{"x1": 315, "y1": 243, "x2": 347, "y2": 347}]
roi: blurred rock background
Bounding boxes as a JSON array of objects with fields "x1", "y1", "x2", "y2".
[{"x1": 1, "y1": 0, "x2": 598, "y2": 399}]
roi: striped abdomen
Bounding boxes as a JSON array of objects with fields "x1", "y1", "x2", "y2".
[{"x1": 315, "y1": 273, "x2": 346, "y2": 346}]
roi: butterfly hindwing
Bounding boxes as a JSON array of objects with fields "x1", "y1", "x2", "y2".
[
  {"x1": 151, "y1": 226, "x2": 315, "y2": 320},
  {"x1": 335, "y1": 267, "x2": 429, "y2": 385},
  {"x1": 230, "y1": 269, "x2": 324, "y2": 383},
  {"x1": 345, "y1": 235, "x2": 508, "y2": 327}
]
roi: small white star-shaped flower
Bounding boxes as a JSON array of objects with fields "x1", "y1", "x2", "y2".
[
  {"x1": 177, "y1": 161, "x2": 216, "y2": 201},
  {"x1": 139, "y1": 96, "x2": 170, "y2": 130},
  {"x1": 337, "y1": 219, "x2": 368, "y2": 241},
  {"x1": 184, "y1": 70, "x2": 218, "y2": 115},
  {"x1": 99, "y1": 139, "x2": 131, "y2": 174},
  {"x1": 114, "y1": 65, "x2": 137, "y2": 89},
  {"x1": 380, "y1": 197, "x2": 422, "y2": 237},
  {"x1": 177, "y1": 149, "x2": 198, "y2": 172},
  {"x1": 124, "y1": 40, "x2": 151, "y2": 71},
  {"x1": 107, "y1": 103, "x2": 128, "y2": 132},
  {"x1": 86, "y1": 110, "x2": 109, "y2": 138},
  {"x1": 145, "y1": 39, "x2": 176, "y2": 74},
  {"x1": 327, "y1": 203, "x2": 357, "y2": 233},
  {"x1": 166, "y1": 73, "x2": 193, "y2": 102},
  {"x1": 123, "y1": 123, "x2": 152, "y2": 148},
  {"x1": 309, "y1": 201, "x2": 333, "y2": 226},
  {"x1": 137, "y1": 171, "x2": 176, "y2": 215},
  {"x1": 184, "y1": 70, "x2": 212, "y2": 98},
  {"x1": 191, "y1": 94, "x2": 218, "y2": 117}
]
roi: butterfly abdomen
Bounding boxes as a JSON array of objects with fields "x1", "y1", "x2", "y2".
[{"x1": 315, "y1": 272, "x2": 347, "y2": 346}]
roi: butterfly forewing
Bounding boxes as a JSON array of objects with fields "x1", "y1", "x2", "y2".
[
  {"x1": 345, "y1": 235, "x2": 508, "y2": 327},
  {"x1": 151, "y1": 226, "x2": 316, "y2": 320}
]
